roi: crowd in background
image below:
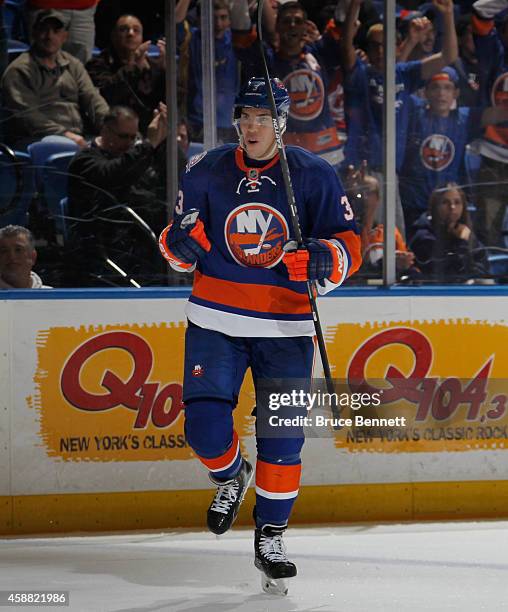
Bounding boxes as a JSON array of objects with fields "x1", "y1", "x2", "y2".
[{"x1": 0, "y1": 0, "x2": 507, "y2": 288}]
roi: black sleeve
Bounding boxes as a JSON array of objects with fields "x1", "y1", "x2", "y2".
[
  {"x1": 68, "y1": 142, "x2": 156, "y2": 190},
  {"x1": 86, "y1": 55, "x2": 143, "y2": 103},
  {"x1": 410, "y1": 233, "x2": 436, "y2": 275}
]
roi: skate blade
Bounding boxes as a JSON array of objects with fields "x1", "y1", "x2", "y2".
[{"x1": 261, "y1": 573, "x2": 288, "y2": 596}]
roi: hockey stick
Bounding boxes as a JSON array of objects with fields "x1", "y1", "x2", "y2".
[{"x1": 256, "y1": 0, "x2": 336, "y2": 402}]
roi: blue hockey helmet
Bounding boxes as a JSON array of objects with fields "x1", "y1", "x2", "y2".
[{"x1": 233, "y1": 77, "x2": 291, "y2": 135}]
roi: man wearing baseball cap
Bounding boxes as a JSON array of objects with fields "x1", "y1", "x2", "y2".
[
  {"x1": 399, "y1": 65, "x2": 508, "y2": 236},
  {"x1": 1, "y1": 7, "x2": 108, "y2": 148},
  {"x1": 26, "y1": 0, "x2": 100, "y2": 63}
]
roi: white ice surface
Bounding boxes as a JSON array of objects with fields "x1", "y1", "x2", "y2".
[{"x1": 1, "y1": 521, "x2": 507, "y2": 612}]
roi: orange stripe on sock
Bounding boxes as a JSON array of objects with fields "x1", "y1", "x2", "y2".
[
  {"x1": 198, "y1": 431, "x2": 239, "y2": 471},
  {"x1": 256, "y1": 460, "x2": 301, "y2": 494}
]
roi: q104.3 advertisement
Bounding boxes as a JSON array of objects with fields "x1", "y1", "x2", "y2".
[{"x1": 28, "y1": 315, "x2": 508, "y2": 462}]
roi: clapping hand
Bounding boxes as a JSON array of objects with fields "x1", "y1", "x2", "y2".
[
  {"x1": 147, "y1": 102, "x2": 168, "y2": 148},
  {"x1": 133, "y1": 40, "x2": 151, "y2": 70}
]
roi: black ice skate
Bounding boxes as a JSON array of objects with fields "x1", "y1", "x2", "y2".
[
  {"x1": 254, "y1": 524, "x2": 297, "y2": 596},
  {"x1": 207, "y1": 458, "x2": 253, "y2": 535}
]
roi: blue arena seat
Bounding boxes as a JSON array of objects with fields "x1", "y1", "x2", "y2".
[
  {"x1": 27, "y1": 138, "x2": 79, "y2": 186},
  {"x1": 4, "y1": 0, "x2": 27, "y2": 42},
  {"x1": 488, "y1": 253, "x2": 508, "y2": 277},
  {"x1": 40, "y1": 151, "x2": 77, "y2": 237},
  {"x1": 4, "y1": 0, "x2": 29, "y2": 61}
]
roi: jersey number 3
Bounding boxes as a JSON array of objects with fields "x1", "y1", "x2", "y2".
[
  {"x1": 175, "y1": 190, "x2": 184, "y2": 215},
  {"x1": 340, "y1": 195, "x2": 354, "y2": 221}
]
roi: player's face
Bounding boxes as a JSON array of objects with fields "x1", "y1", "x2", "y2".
[
  {"x1": 0, "y1": 234, "x2": 36, "y2": 286},
  {"x1": 425, "y1": 80, "x2": 457, "y2": 115},
  {"x1": 437, "y1": 189, "x2": 464, "y2": 225},
  {"x1": 239, "y1": 107, "x2": 276, "y2": 160}
]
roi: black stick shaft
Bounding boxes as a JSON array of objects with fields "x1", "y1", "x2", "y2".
[{"x1": 256, "y1": 0, "x2": 335, "y2": 397}]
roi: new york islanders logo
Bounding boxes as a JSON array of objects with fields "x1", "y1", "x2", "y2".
[
  {"x1": 284, "y1": 69, "x2": 325, "y2": 121},
  {"x1": 420, "y1": 134, "x2": 455, "y2": 171},
  {"x1": 225, "y1": 204, "x2": 289, "y2": 268}
]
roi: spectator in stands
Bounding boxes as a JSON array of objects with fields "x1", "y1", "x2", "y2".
[
  {"x1": 94, "y1": 0, "x2": 166, "y2": 49},
  {"x1": 345, "y1": 163, "x2": 418, "y2": 279},
  {"x1": 177, "y1": 116, "x2": 190, "y2": 158},
  {"x1": 0, "y1": 225, "x2": 51, "y2": 289},
  {"x1": 1, "y1": 9, "x2": 108, "y2": 149},
  {"x1": 399, "y1": 67, "x2": 484, "y2": 234},
  {"x1": 342, "y1": 0, "x2": 458, "y2": 175},
  {"x1": 176, "y1": 0, "x2": 252, "y2": 143},
  {"x1": 341, "y1": 0, "x2": 458, "y2": 237},
  {"x1": 26, "y1": 0, "x2": 100, "y2": 63},
  {"x1": 409, "y1": 183, "x2": 488, "y2": 281},
  {"x1": 470, "y1": 0, "x2": 508, "y2": 247},
  {"x1": 397, "y1": 10, "x2": 437, "y2": 62},
  {"x1": 453, "y1": 14, "x2": 481, "y2": 107},
  {"x1": 66, "y1": 104, "x2": 184, "y2": 287},
  {"x1": 86, "y1": 14, "x2": 166, "y2": 135},
  {"x1": 238, "y1": 1, "x2": 345, "y2": 168}
]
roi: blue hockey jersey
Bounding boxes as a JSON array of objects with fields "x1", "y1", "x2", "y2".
[
  {"x1": 236, "y1": 27, "x2": 344, "y2": 167},
  {"x1": 164, "y1": 144, "x2": 361, "y2": 338},
  {"x1": 344, "y1": 57, "x2": 425, "y2": 171},
  {"x1": 399, "y1": 99, "x2": 483, "y2": 215},
  {"x1": 472, "y1": 9, "x2": 508, "y2": 161}
]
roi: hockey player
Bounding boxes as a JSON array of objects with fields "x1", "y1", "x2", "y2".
[{"x1": 159, "y1": 77, "x2": 361, "y2": 592}]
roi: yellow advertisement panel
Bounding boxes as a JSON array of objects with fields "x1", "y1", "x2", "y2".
[
  {"x1": 30, "y1": 317, "x2": 508, "y2": 461},
  {"x1": 326, "y1": 320, "x2": 508, "y2": 453},
  {"x1": 31, "y1": 323, "x2": 254, "y2": 462}
]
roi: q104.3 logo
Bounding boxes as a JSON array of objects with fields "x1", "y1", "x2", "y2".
[{"x1": 224, "y1": 203, "x2": 289, "y2": 268}]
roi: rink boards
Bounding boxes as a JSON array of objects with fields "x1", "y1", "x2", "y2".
[{"x1": 1, "y1": 286, "x2": 508, "y2": 535}]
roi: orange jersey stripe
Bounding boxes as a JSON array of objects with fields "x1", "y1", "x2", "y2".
[
  {"x1": 256, "y1": 459, "x2": 302, "y2": 494},
  {"x1": 471, "y1": 14, "x2": 493, "y2": 36},
  {"x1": 197, "y1": 430, "x2": 239, "y2": 471},
  {"x1": 324, "y1": 18, "x2": 341, "y2": 41},
  {"x1": 320, "y1": 239, "x2": 342, "y2": 284},
  {"x1": 365, "y1": 225, "x2": 409, "y2": 254},
  {"x1": 232, "y1": 27, "x2": 257, "y2": 49},
  {"x1": 193, "y1": 272, "x2": 311, "y2": 315},
  {"x1": 333, "y1": 230, "x2": 362, "y2": 277},
  {"x1": 485, "y1": 125, "x2": 508, "y2": 148}
]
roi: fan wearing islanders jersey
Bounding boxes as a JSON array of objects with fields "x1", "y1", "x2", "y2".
[
  {"x1": 159, "y1": 77, "x2": 361, "y2": 583},
  {"x1": 471, "y1": 0, "x2": 508, "y2": 246},
  {"x1": 235, "y1": 1, "x2": 346, "y2": 169},
  {"x1": 399, "y1": 67, "x2": 484, "y2": 235}
]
